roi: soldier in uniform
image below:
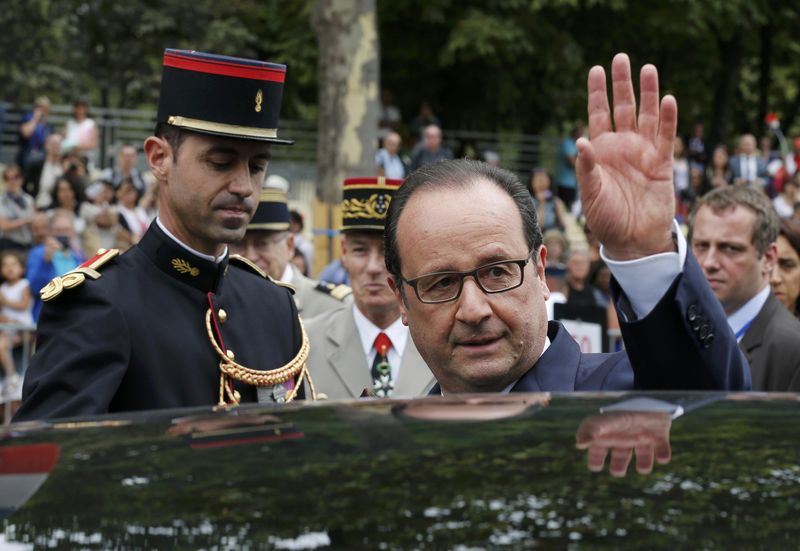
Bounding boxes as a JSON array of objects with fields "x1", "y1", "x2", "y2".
[
  {"x1": 14, "y1": 49, "x2": 314, "y2": 422},
  {"x1": 230, "y1": 186, "x2": 352, "y2": 318},
  {"x1": 304, "y1": 177, "x2": 435, "y2": 398}
]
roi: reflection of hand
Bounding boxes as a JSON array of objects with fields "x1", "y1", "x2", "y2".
[
  {"x1": 575, "y1": 411, "x2": 672, "y2": 477},
  {"x1": 576, "y1": 53, "x2": 677, "y2": 261}
]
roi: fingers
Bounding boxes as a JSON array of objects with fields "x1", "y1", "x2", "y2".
[
  {"x1": 655, "y1": 440, "x2": 672, "y2": 464},
  {"x1": 587, "y1": 66, "x2": 612, "y2": 139},
  {"x1": 608, "y1": 447, "x2": 633, "y2": 477},
  {"x1": 586, "y1": 446, "x2": 607, "y2": 472},
  {"x1": 656, "y1": 95, "x2": 678, "y2": 162},
  {"x1": 575, "y1": 137, "x2": 598, "y2": 192},
  {"x1": 611, "y1": 53, "x2": 637, "y2": 133},
  {"x1": 637, "y1": 64, "x2": 660, "y2": 143},
  {"x1": 634, "y1": 445, "x2": 655, "y2": 474}
]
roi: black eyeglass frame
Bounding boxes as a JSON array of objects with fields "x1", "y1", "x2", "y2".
[{"x1": 400, "y1": 250, "x2": 536, "y2": 304}]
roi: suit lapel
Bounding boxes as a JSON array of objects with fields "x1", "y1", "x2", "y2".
[
  {"x1": 326, "y1": 308, "x2": 372, "y2": 398},
  {"x1": 739, "y1": 292, "x2": 774, "y2": 357},
  {"x1": 512, "y1": 322, "x2": 581, "y2": 392},
  {"x1": 394, "y1": 339, "x2": 435, "y2": 396}
]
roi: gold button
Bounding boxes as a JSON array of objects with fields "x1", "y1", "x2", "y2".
[
  {"x1": 218, "y1": 309, "x2": 228, "y2": 323},
  {"x1": 226, "y1": 349, "x2": 235, "y2": 360}
]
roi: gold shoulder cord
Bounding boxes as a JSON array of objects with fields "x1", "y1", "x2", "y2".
[{"x1": 204, "y1": 310, "x2": 317, "y2": 406}]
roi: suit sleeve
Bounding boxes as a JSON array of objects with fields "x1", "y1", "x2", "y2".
[
  {"x1": 614, "y1": 250, "x2": 751, "y2": 391},
  {"x1": 13, "y1": 283, "x2": 131, "y2": 421}
]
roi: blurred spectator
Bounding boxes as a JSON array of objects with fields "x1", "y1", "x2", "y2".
[
  {"x1": 140, "y1": 180, "x2": 160, "y2": 221},
  {"x1": 543, "y1": 228, "x2": 569, "y2": 294},
  {"x1": 376, "y1": 131, "x2": 405, "y2": 179},
  {"x1": 116, "y1": 179, "x2": 152, "y2": 246},
  {"x1": 730, "y1": 133, "x2": 768, "y2": 190},
  {"x1": 26, "y1": 209, "x2": 87, "y2": 321},
  {"x1": 29, "y1": 212, "x2": 50, "y2": 246},
  {"x1": 378, "y1": 89, "x2": 402, "y2": 138},
  {"x1": 62, "y1": 97, "x2": 99, "y2": 168},
  {"x1": 689, "y1": 185, "x2": 800, "y2": 390},
  {"x1": 47, "y1": 177, "x2": 86, "y2": 238},
  {"x1": 483, "y1": 150, "x2": 500, "y2": 167},
  {"x1": 528, "y1": 169, "x2": 567, "y2": 232},
  {"x1": 564, "y1": 249, "x2": 606, "y2": 308},
  {"x1": 410, "y1": 99, "x2": 441, "y2": 140},
  {"x1": 318, "y1": 258, "x2": 349, "y2": 286},
  {"x1": 16, "y1": 96, "x2": 54, "y2": 175},
  {"x1": 687, "y1": 122, "x2": 706, "y2": 167},
  {"x1": 706, "y1": 144, "x2": 733, "y2": 188},
  {"x1": 774, "y1": 137, "x2": 800, "y2": 192},
  {"x1": 61, "y1": 152, "x2": 90, "y2": 192},
  {"x1": 290, "y1": 209, "x2": 313, "y2": 272},
  {"x1": 24, "y1": 133, "x2": 64, "y2": 208},
  {"x1": 556, "y1": 125, "x2": 584, "y2": 209},
  {"x1": 409, "y1": 124, "x2": 453, "y2": 172},
  {"x1": 291, "y1": 248, "x2": 310, "y2": 277},
  {"x1": 677, "y1": 165, "x2": 709, "y2": 223},
  {"x1": 0, "y1": 165, "x2": 36, "y2": 251},
  {"x1": 101, "y1": 144, "x2": 148, "y2": 197},
  {"x1": 81, "y1": 180, "x2": 120, "y2": 253},
  {"x1": 673, "y1": 136, "x2": 689, "y2": 193},
  {"x1": 773, "y1": 174, "x2": 799, "y2": 219},
  {"x1": 770, "y1": 218, "x2": 800, "y2": 319},
  {"x1": 0, "y1": 250, "x2": 34, "y2": 397}
]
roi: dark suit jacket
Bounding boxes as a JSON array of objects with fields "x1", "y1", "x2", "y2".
[
  {"x1": 728, "y1": 155, "x2": 768, "y2": 183},
  {"x1": 740, "y1": 292, "x2": 800, "y2": 391},
  {"x1": 432, "y1": 251, "x2": 751, "y2": 393}
]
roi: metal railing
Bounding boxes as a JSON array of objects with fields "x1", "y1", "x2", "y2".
[{"x1": 1, "y1": 102, "x2": 560, "y2": 177}]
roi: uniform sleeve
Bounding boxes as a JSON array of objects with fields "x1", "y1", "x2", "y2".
[{"x1": 13, "y1": 283, "x2": 132, "y2": 421}]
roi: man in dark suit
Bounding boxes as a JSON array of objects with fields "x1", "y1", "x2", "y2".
[
  {"x1": 689, "y1": 185, "x2": 800, "y2": 390},
  {"x1": 729, "y1": 133, "x2": 768, "y2": 189},
  {"x1": 14, "y1": 49, "x2": 310, "y2": 421},
  {"x1": 383, "y1": 54, "x2": 750, "y2": 394}
]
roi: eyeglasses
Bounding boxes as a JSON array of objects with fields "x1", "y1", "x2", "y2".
[{"x1": 401, "y1": 252, "x2": 535, "y2": 304}]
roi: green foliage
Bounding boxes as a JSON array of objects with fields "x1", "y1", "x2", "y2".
[{"x1": 2, "y1": 0, "x2": 800, "y2": 141}]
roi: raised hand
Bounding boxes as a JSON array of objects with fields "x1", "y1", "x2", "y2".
[{"x1": 576, "y1": 53, "x2": 677, "y2": 260}]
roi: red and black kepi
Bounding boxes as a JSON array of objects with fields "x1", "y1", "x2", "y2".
[{"x1": 157, "y1": 49, "x2": 293, "y2": 145}]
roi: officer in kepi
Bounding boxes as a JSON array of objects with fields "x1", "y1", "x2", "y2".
[
  {"x1": 230, "y1": 186, "x2": 352, "y2": 318},
  {"x1": 14, "y1": 49, "x2": 315, "y2": 422}
]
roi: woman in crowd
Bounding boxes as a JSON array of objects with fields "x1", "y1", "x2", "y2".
[
  {"x1": 0, "y1": 165, "x2": 36, "y2": 251},
  {"x1": 705, "y1": 144, "x2": 733, "y2": 188},
  {"x1": 529, "y1": 169, "x2": 568, "y2": 232},
  {"x1": 773, "y1": 175, "x2": 799, "y2": 219},
  {"x1": 770, "y1": 218, "x2": 800, "y2": 319},
  {"x1": 48, "y1": 177, "x2": 86, "y2": 238},
  {"x1": 673, "y1": 136, "x2": 690, "y2": 193},
  {"x1": 62, "y1": 97, "x2": 99, "y2": 168},
  {"x1": 116, "y1": 178, "x2": 152, "y2": 246}
]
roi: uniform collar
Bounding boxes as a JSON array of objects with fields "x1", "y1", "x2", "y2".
[
  {"x1": 352, "y1": 304, "x2": 407, "y2": 357},
  {"x1": 139, "y1": 221, "x2": 230, "y2": 294}
]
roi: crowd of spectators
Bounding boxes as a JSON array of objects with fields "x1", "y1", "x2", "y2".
[{"x1": 0, "y1": 99, "x2": 158, "y2": 397}]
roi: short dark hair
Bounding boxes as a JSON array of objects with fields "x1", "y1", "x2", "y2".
[
  {"x1": 688, "y1": 185, "x2": 779, "y2": 257},
  {"x1": 154, "y1": 122, "x2": 188, "y2": 158},
  {"x1": 779, "y1": 218, "x2": 800, "y2": 257},
  {"x1": 384, "y1": 159, "x2": 543, "y2": 279}
]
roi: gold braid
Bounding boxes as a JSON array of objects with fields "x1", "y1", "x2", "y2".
[{"x1": 204, "y1": 309, "x2": 316, "y2": 405}]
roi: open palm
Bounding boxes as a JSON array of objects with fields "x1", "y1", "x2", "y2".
[{"x1": 576, "y1": 54, "x2": 678, "y2": 260}]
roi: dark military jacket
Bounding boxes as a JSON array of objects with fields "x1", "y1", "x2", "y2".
[{"x1": 14, "y1": 222, "x2": 303, "y2": 421}]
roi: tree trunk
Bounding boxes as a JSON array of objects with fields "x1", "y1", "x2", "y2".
[
  {"x1": 708, "y1": 31, "x2": 744, "y2": 151},
  {"x1": 312, "y1": 0, "x2": 380, "y2": 203},
  {"x1": 756, "y1": 24, "x2": 772, "y2": 136}
]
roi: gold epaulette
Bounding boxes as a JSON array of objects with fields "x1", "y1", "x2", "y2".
[
  {"x1": 41, "y1": 248, "x2": 120, "y2": 302},
  {"x1": 315, "y1": 282, "x2": 352, "y2": 302},
  {"x1": 228, "y1": 254, "x2": 296, "y2": 294}
]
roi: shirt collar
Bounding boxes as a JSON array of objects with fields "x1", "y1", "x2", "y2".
[
  {"x1": 727, "y1": 284, "x2": 770, "y2": 341},
  {"x1": 352, "y1": 304, "x2": 407, "y2": 357},
  {"x1": 280, "y1": 263, "x2": 294, "y2": 284},
  {"x1": 156, "y1": 217, "x2": 227, "y2": 264}
]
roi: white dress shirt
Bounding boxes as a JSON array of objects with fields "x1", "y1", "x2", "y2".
[
  {"x1": 352, "y1": 305, "x2": 408, "y2": 382},
  {"x1": 727, "y1": 285, "x2": 770, "y2": 342}
]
